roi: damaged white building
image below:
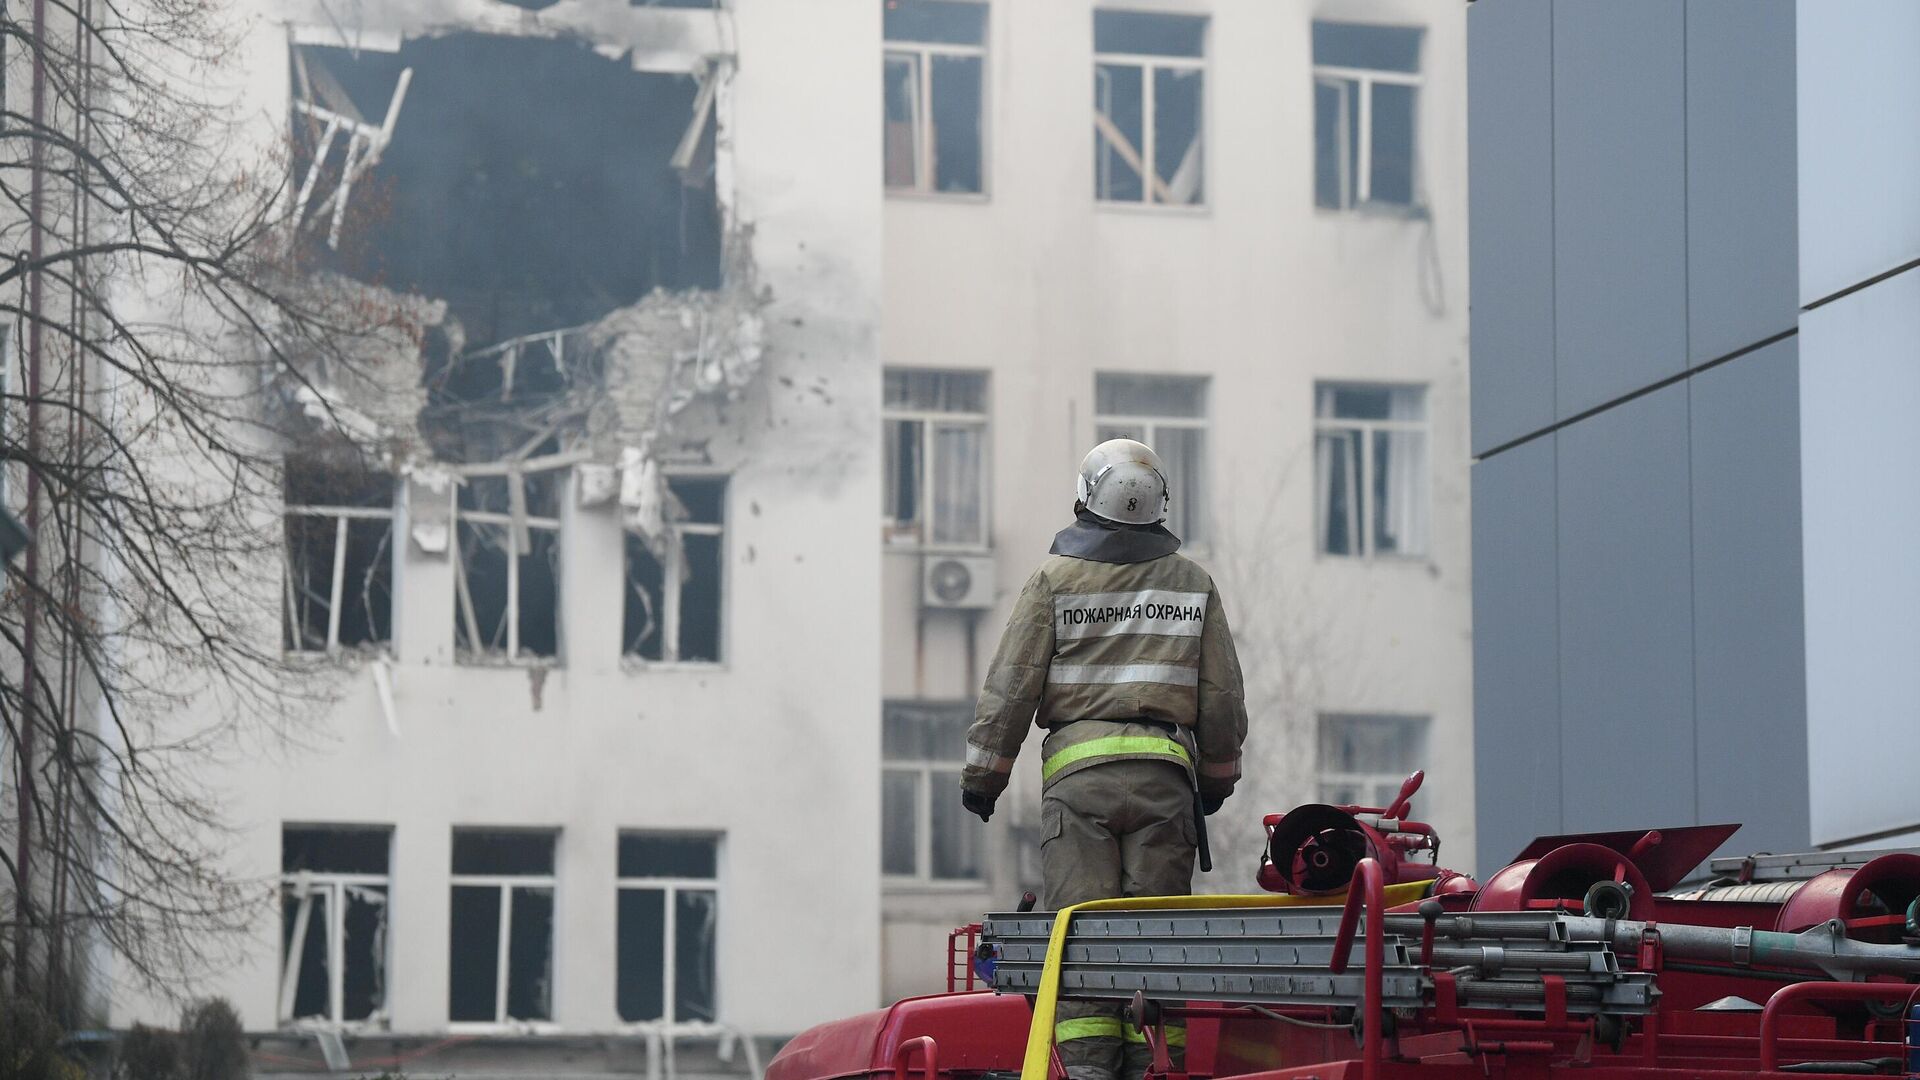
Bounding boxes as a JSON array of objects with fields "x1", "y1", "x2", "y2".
[{"x1": 94, "y1": 0, "x2": 1475, "y2": 1064}]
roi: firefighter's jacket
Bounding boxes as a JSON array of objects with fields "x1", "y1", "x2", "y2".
[{"x1": 961, "y1": 518, "x2": 1249, "y2": 803}]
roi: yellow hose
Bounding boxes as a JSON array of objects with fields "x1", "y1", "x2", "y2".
[{"x1": 1018, "y1": 882, "x2": 1436, "y2": 1080}]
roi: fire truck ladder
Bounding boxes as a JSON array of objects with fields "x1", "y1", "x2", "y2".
[{"x1": 982, "y1": 907, "x2": 1660, "y2": 1016}]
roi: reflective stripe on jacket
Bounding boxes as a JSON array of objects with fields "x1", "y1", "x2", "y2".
[{"x1": 962, "y1": 551, "x2": 1248, "y2": 800}]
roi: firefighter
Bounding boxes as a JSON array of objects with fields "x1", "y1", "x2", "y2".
[{"x1": 960, "y1": 438, "x2": 1249, "y2": 1080}]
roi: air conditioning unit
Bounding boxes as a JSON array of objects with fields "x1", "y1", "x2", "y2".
[{"x1": 921, "y1": 553, "x2": 996, "y2": 610}]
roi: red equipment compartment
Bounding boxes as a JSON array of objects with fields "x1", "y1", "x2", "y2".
[
  {"x1": 1473, "y1": 841, "x2": 1656, "y2": 920},
  {"x1": 1775, "y1": 852, "x2": 1920, "y2": 939},
  {"x1": 766, "y1": 991, "x2": 1031, "y2": 1080}
]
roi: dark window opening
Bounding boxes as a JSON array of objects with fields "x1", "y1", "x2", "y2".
[
  {"x1": 449, "y1": 830, "x2": 557, "y2": 1024},
  {"x1": 284, "y1": 460, "x2": 394, "y2": 654},
  {"x1": 617, "y1": 832, "x2": 720, "y2": 1023},
  {"x1": 289, "y1": 34, "x2": 723, "y2": 352},
  {"x1": 1311, "y1": 22, "x2": 1424, "y2": 212},
  {"x1": 625, "y1": 476, "x2": 726, "y2": 663},
  {"x1": 454, "y1": 470, "x2": 562, "y2": 662},
  {"x1": 280, "y1": 825, "x2": 392, "y2": 1026},
  {"x1": 453, "y1": 829, "x2": 558, "y2": 876},
  {"x1": 1094, "y1": 12, "x2": 1206, "y2": 206}
]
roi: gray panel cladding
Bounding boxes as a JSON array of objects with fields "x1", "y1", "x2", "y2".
[
  {"x1": 1557, "y1": 384, "x2": 1696, "y2": 831},
  {"x1": 1471, "y1": 437, "x2": 1562, "y2": 871},
  {"x1": 1469, "y1": 0, "x2": 1556, "y2": 454},
  {"x1": 1553, "y1": 0, "x2": 1687, "y2": 417},
  {"x1": 1689, "y1": 340, "x2": 1809, "y2": 857},
  {"x1": 1686, "y1": 0, "x2": 1798, "y2": 365}
]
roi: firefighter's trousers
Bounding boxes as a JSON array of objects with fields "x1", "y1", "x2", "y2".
[{"x1": 1041, "y1": 759, "x2": 1197, "y2": 1080}]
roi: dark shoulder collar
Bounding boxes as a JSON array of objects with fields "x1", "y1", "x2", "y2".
[{"x1": 1049, "y1": 510, "x2": 1182, "y2": 565}]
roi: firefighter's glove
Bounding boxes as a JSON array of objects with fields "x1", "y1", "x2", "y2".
[
  {"x1": 962, "y1": 789, "x2": 996, "y2": 823},
  {"x1": 1201, "y1": 793, "x2": 1227, "y2": 817}
]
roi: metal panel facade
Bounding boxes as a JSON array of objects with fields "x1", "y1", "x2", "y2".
[
  {"x1": 1555, "y1": 385, "x2": 1696, "y2": 831},
  {"x1": 1688, "y1": 339, "x2": 1808, "y2": 855},
  {"x1": 1686, "y1": 0, "x2": 1798, "y2": 366},
  {"x1": 1552, "y1": 0, "x2": 1687, "y2": 417},
  {"x1": 1468, "y1": 0, "x2": 1556, "y2": 454},
  {"x1": 1470, "y1": 437, "x2": 1562, "y2": 867}
]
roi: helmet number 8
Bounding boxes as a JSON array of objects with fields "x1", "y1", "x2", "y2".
[{"x1": 1127, "y1": 498, "x2": 1138, "y2": 512}]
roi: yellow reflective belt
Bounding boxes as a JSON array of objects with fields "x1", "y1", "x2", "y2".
[
  {"x1": 1041, "y1": 735, "x2": 1191, "y2": 782},
  {"x1": 1019, "y1": 883, "x2": 1438, "y2": 1080},
  {"x1": 1123, "y1": 1025, "x2": 1186, "y2": 1046},
  {"x1": 1054, "y1": 1017, "x2": 1123, "y2": 1043}
]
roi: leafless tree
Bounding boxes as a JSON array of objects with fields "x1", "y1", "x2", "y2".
[{"x1": 0, "y1": 0, "x2": 406, "y2": 1021}]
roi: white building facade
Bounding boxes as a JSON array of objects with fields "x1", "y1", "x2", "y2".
[{"x1": 875, "y1": 0, "x2": 1475, "y2": 1001}]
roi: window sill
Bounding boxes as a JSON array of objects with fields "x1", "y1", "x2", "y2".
[
  {"x1": 1314, "y1": 550, "x2": 1433, "y2": 567},
  {"x1": 453, "y1": 655, "x2": 564, "y2": 669},
  {"x1": 1095, "y1": 199, "x2": 1210, "y2": 219},
  {"x1": 884, "y1": 875, "x2": 991, "y2": 894},
  {"x1": 1314, "y1": 203, "x2": 1430, "y2": 223},
  {"x1": 887, "y1": 188, "x2": 991, "y2": 205},
  {"x1": 621, "y1": 658, "x2": 728, "y2": 674},
  {"x1": 283, "y1": 647, "x2": 394, "y2": 666},
  {"x1": 447, "y1": 1021, "x2": 563, "y2": 1036},
  {"x1": 885, "y1": 541, "x2": 994, "y2": 557}
]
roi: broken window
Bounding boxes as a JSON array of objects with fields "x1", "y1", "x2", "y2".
[
  {"x1": 625, "y1": 476, "x2": 727, "y2": 664},
  {"x1": 1094, "y1": 373, "x2": 1209, "y2": 546},
  {"x1": 280, "y1": 826, "x2": 392, "y2": 1027},
  {"x1": 288, "y1": 34, "x2": 722, "y2": 349},
  {"x1": 1314, "y1": 383, "x2": 1428, "y2": 558},
  {"x1": 617, "y1": 833, "x2": 721, "y2": 1024},
  {"x1": 1317, "y1": 713, "x2": 1429, "y2": 807},
  {"x1": 1093, "y1": 10, "x2": 1206, "y2": 207},
  {"x1": 883, "y1": 370, "x2": 989, "y2": 547},
  {"x1": 449, "y1": 829, "x2": 557, "y2": 1025},
  {"x1": 881, "y1": 703, "x2": 981, "y2": 882},
  {"x1": 453, "y1": 467, "x2": 562, "y2": 663},
  {"x1": 883, "y1": 0, "x2": 988, "y2": 195},
  {"x1": 284, "y1": 459, "x2": 395, "y2": 654},
  {"x1": 1312, "y1": 22, "x2": 1423, "y2": 212}
]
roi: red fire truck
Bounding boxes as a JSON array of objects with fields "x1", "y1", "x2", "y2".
[{"x1": 769, "y1": 772, "x2": 1920, "y2": 1080}]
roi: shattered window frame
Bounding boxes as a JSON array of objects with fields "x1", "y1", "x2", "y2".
[
  {"x1": 616, "y1": 832, "x2": 723, "y2": 1025},
  {"x1": 452, "y1": 465, "x2": 568, "y2": 666},
  {"x1": 1316, "y1": 712, "x2": 1429, "y2": 808},
  {"x1": 448, "y1": 828, "x2": 559, "y2": 1028},
  {"x1": 283, "y1": 465, "x2": 397, "y2": 657},
  {"x1": 279, "y1": 825, "x2": 393, "y2": 1030},
  {"x1": 882, "y1": 369, "x2": 990, "y2": 550},
  {"x1": 1313, "y1": 382, "x2": 1429, "y2": 559},
  {"x1": 883, "y1": 2, "x2": 990, "y2": 198},
  {"x1": 881, "y1": 701, "x2": 983, "y2": 885},
  {"x1": 1093, "y1": 11, "x2": 1208, "y2": 209},
  {"x1": 1311, "y1": 22, "x2": 1425, "y2": 214},
  {"x1": 624, "y1": 473, "x2": 729, "y2": 666},
  {"x1": 1093, "y1": 373, "x2": 1210, "y2": 549}
]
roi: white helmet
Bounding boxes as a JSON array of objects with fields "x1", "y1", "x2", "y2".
[{"x1": 1077, "y1": 438, "x2": 1169, "y2": 525}]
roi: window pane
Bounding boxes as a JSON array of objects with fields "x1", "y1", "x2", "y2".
[
  {"x1": 1372, "y1": 428, "x2": 1428, "y2": 556},
  {"x1": 930, "y1": 422, "x2": 985, "y2": 546},
  {"x1": 1094, "y1": 63, "x2": 1144, "y2": 202},
  {"x1": 674, "y1": 889, "x2": 719, "y2": 1022},
  {"x1": 882, "y1": 769, "x2": 921, "y2": 875},
  {"x1": 931, "y1": 54, "x2": 984, "y2": 194},
  {"x1": 620, "y1": 834, "x2": 719, "y2": 879},
  {"x1": 680, "y1": 532, "x2": 724, "y2": 662},
  {"x1": 505, "y1": 886, "x2": 555, "y2": 1020},
  {"x1": 884, "y1": 369, "x2": 987, "y2": 413},
  {"x1": 616, "y1": 888, "x2": 667, "y2": 1021},
  {"x1": 1096, "y1": 373, "x2": 1206, "y2": 418},
  {"x1": 1312, "y1": 22, "x2": 1423, "y2": 74},
  {"x1": 1369, "y1": 83, "x2": 1416, "y2": 206},
  {"x1": 883, "y1": 53, "x2": 921, "y2": 189},
  {"x1": 340, "y1": 518, "x2": 395, "y2": 646},
  {"x1": 1317, "y1": 382, "x2": 1413, "y2": 421},
  {"x1": 452, "y1": 830, "x2": 555, "y2": 876},
  {"x1": 282, "y1": 888, "x2": 331, "y2": 1020},
  {"x1": 883, "y1": 702, "x2": 972, "y2": 761},
  {"x1": 669, "y1": 476, "x2": 726, "y2": 525},
  {"x1": 1153, "y1": 67, "x2": 1204, "y2": 205},
  {"x1": 448, "y1": 885, "x2": 502, "y2": 1021},
  {"x1": 1316, "y1": 429, "x2": 1362, "y2": 556},
  {"x1": 517, "y1": 530, "x2": 561, "y2": 658},
  {"x1": 285, "y1": 515, "x2": 338, "y2": 652},
  {"x1": 342, "y1": 885, "x2": 388, "y2": 1021},
  {"x1": 1155, "y1": 425, "x2": 1207, "y2": 546},
  {"x1": 1094, "y1": 10, "x2": 1206, "y2": 58},
  {"x1": 284, "y1": 826, "x2": 391, "y2": 874},
  {"x1": 286, "y1": 458, "x2": 393, "y2": 509},
  {"x1": 1317, "y1": 714, "x2": 1426, "y2": 775},
  {"x1": 1313, "y1": 79, "x2": 1346, "y2": 209},
  {"x1": 884, "y1": 418, "x2": 923, "y2": 532},
  {"x1": 624, "y1": 532, "x2": 667, "y2": 659},
  {"x1": 929, "y1": 769, "x2": 983, "y2": 880},
  {"x1": 884, "y1": 0, "x2": 987, "y2": 46}
]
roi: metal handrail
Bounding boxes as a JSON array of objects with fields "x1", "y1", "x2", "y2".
[
  {"x1": 1328, "y1": 857, "x2": 1387, "y2": 1080},
  {"x1": 1757, "y1": 981, "x2": 1919, "y2": 1071}
]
